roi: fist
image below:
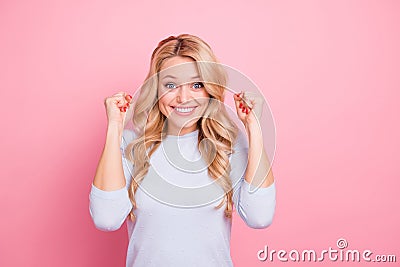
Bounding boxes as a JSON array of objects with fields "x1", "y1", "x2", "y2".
[{"x1": 103, "y1": 92, "x2": 132, "y2": 125}]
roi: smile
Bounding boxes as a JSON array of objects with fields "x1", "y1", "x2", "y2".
[{"x1": 171, "y1": 106, "x2": 197, "y2": 115}]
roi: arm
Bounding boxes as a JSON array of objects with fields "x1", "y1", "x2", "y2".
[
  {"x1": 93, "y1": 122, "x2": 126, "y2": 191},
  {"x1": 232, "y1": 92, "x2": 276, "y2": 228},
  {"x1": 244, "y1": 123, "x2": 275, "y2": 189},
  {"x1": 231, "y1": 129, "x2": 276, "y2": 229},
  {"x1": 233, "y1": 91, "x2": 275, "y2": 189},
  {"x1": 89, "y1": 93, "x2": 133, "y2": 231}
]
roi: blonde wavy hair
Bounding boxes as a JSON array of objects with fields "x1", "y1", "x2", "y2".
[{"x1": 125, "y1": 34, "x2": 239, "y2": 222}]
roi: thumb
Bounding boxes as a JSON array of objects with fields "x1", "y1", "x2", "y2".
[{"x1": 233, "y1": 91, "x2": 243, "y2": 111}]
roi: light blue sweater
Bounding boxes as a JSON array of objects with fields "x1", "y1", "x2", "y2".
[{"x1": 89, "y1": 129, "x2": 276, "y2": 267}]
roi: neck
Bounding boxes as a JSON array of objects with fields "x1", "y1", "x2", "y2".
[{"x1": 166, "y1": 124, "x2": 198, "y2": 136}]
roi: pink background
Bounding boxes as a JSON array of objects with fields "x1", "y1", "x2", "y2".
[{"x1": 1, "y1": 0, "x2": 399, "y2": 266}]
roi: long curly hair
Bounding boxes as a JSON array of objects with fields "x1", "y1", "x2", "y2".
[{"x1": 125, "y1": 34, "x2": 238, "y2": 222}]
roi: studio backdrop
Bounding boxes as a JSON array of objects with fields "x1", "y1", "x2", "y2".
[{"x1": 0, "y1": 0, "x2": 399, "y2": 266}]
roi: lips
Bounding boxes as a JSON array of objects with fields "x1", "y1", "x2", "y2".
[{"x1": 171, "y1": 106, "x2": 197, "y2": 115}]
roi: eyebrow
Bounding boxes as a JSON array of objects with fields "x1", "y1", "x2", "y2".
[{"x1": 161, "y1": 75, "x2": 200, "y2": 80}]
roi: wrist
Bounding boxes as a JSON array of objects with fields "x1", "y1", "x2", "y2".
[
  {"x1": 245, "y1": 122, "x2": 262, "y2": 136},
  {"x1": 107, "y1": 121, "x2": 123, "y2": 140}
]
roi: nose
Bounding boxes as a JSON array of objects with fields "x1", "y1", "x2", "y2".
[{"x1": 176, "y1": 83, "x2": 191, "y2": 103}]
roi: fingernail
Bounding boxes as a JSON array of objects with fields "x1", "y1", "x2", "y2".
[
  {"x1": 239, "y1": 103, "x2": 243, "y2": 108},
  {"x1": 127, "y1": 94, "x2": 132, "y2": 99}
]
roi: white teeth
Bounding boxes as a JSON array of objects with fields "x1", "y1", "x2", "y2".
[{"x1": 175, "y1": 107, "x2": 195, "y2": 113}]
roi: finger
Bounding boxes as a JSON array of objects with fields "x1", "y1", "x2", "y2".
[
  {"x1": 233, "y1": 91, "x2": 242, "y2": 101},
  {"x1": 104, "y1": 96, "x2": 123, "y2": 108},
  {"x1": 113, "y1": 92, "x2": 131, "y2": 107},
  {"x1": 235, "y1": 91, "x2": 251, "y2": 107},
  {"x1": 116, "y1": 97, "x2": 126, "y2": 108},
  {"x1": 241, "y1": 92, "x2": 254, "y2": 109},
  {"x1": 112, "y1": 93, "x2": 125, "y2": 106},
  {"x1": 125, "y1": 94, "x2": 133, "y2": 103},
  {"x1": 236, "y1": 92, "x2": 251, "y2": 117},
  {"x1": 233, "y1": 91, "x2": 244, "y2": 110}
]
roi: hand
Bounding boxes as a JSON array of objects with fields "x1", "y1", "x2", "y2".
[
  {"x1": 103, "y1": 92, "x2": 132, "y2": 126},
  {"x1": 233, "y1": 91, "x2": 264, "y2": 128}
]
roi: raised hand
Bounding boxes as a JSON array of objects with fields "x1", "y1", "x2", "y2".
[
  {"x1": 103, "y1": 92, "x2": 132, "y2": 126},
  {"x1": 233, "y1": 91, "x2": 264, "y2": 128}
]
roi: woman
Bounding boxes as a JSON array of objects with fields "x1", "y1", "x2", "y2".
[{"x1": 89, "y1": 34, "x2": 276, "y2": 267}]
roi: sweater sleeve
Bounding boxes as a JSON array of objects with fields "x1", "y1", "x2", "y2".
[
  {"x1": 88, "y1": 129, "x2": 136, "y2": 232},
  {"x1": 231, "y1": 130, "x2": 276, "y2": 229}
]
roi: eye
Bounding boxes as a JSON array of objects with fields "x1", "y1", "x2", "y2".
[
  {"x1": 165, "y1": 82, "x2": 177, "y2": 89},
  {"x1": 192, "y1": 82, "x2": 204, "y2": 89}
]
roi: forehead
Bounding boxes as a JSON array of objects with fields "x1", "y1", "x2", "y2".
[{"x1": 159, "y1": 56, "x2": 200, "y2": 81}]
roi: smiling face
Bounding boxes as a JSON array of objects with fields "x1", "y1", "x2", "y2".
[{"x1": 157, "y1": 56, "x2": 210, "y2": 136}]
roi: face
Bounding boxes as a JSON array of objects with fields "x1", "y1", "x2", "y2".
[{"x1": 157, "y1": 56, "x2": 210, "y2": 136}]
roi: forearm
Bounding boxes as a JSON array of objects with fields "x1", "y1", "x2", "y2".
[
  {"x1": 244, "y1": 123, "x2": 274, "y2": 188},
  {"x1": 93, "y1": 122, "x2": 126, "y2": 191}
]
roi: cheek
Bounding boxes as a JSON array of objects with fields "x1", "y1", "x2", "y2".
[
  {"x1": 201, "y1": 89, "x2": 210, "y2": 98},
  {"x1": 158, "y1": 93, "x2": 177, "y2": 117},
  {"x1": 158, "y1": 97, "x2": 168, "y2": 115},
  {"x1": 197, "y1": 98, "x2": 210, "y2": 114},
  {"x1": 158, "y1": 87, "x2": 174, "y2": 103},
  {"x1": 194, "y1": 89, "x2": 210, "y2": 101},
  {"x1": 198, "y1": 91, "x2": 210, "y2": 106}
]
